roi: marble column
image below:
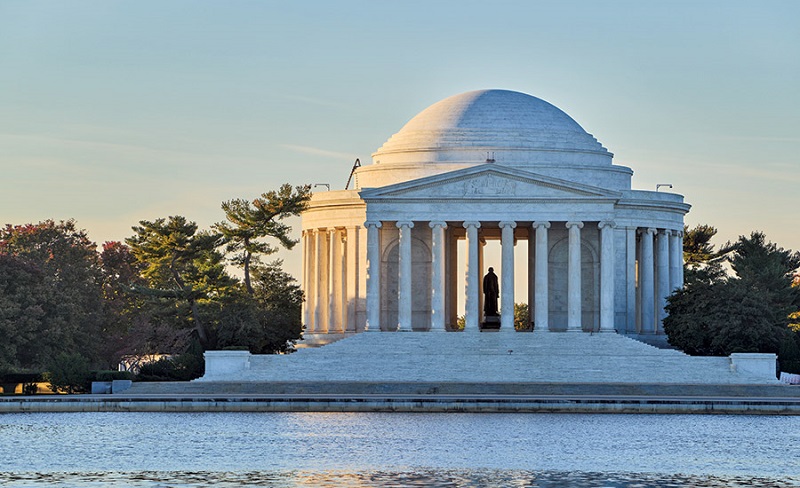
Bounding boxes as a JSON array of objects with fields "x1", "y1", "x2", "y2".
[
  {"x1": 625, "y1": 227, "x2": 637, "y2": 334},
  {"x1": 669, "y1": 230, "x2": 682, "y2": 291},
  {"x1": 314, "y1": 228, "x2": 324, "y2": 333},
  {"x1": 338, "y1": 229, "x2": 348, "y2": 332},
  {"x1": 302, "y1": 230, "x2": 314, "y2": 332},
  {"x1": 640, "y1": 228, "x2": 656, "y2": 333},
  {"x1": 329, "y1": 228, "x2": 341, "y2": 333},
  {"x1": 446, "y1": 227, "x2": 459, "y2": 329},
  {"x1": 599, "y1": 221, "x2": 616, "y2": 332},
  {"x1": 301, "y1": 231, "x2": 308, "y2": 331},
  {"x1": 357, "y1": 225, "x2": 368, "y2": 332},
  {"x1": 397, "y1": 221, "x2": 414, "y2": 331},
  {"x1": 533, "y1": 221, "x2": 550, "y2": 332},
  {"x1": 345, "y1": 226, "x2": 359, "y2": 332},
  {"x1": 365, "y1": 221, "x2": 382, "y2": 332},
  {"x1": 677, "y1": 231, "x2": 684, "y2": 289},
  {"x1": 656, "y1": 228, "x2": 670, "y2": 329},
  {"x1": 527, "y1": 227, "x2": 535, "y2": 329},
  {"x1": 499, "y1": 221, "x2": 516, "y2": 330},
  {"x1": 464, "y1": 221, "x2": 481, "y2": 331},
  {"x1": 478, "y1": 238, "x2": 486, "y2": 320},
  {"x1": 566, "y1": 221, "x2": 584, "y2": 331},
  {"x1": 429, "y1": 221, "x2": 447, "y2": 331}
]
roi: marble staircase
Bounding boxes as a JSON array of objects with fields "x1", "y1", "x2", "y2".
[{"x1": 207, "y1": 330, "x2": 777, "y2": 385}]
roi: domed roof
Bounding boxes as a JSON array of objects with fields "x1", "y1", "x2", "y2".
[{"x1": 372, "y1": 89, "x2": 611, "y2": 167}]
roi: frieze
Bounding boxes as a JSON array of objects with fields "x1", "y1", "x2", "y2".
[{"x1": 462, "y1": 174, "x2": 517, "y2": 196}]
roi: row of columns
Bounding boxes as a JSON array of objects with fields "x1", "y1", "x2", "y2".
[
  {"x1": 303, "y1": 226, "x2": 364, "y2": 334},
  {"x1": 308, "y1": 222, "x2": 684, "y2": 335},
  {"x1": 363, "y1": 220, "x2": 624, "y2": 333},
  {"x1": 636, "y1": 227, "x2": 684, "y2": 333}
]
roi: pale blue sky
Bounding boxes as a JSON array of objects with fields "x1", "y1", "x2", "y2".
[{"x1": 1, "y1": 1, "x2": 798, "y2": 279}]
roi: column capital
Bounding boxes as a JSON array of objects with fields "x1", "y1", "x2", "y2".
[
  {"x1": 396, "y1": 220, "x2": 414, "y2": 229},
  {"x1": 463, "y1": 221, "x2": 481, "y2": 229},
  {"x1": 364, "y1": 220, "x2": 382, "y2": 229},
  {"x1": 598, "y1": 220, "x2": 616, "y2": 230},
  {"x1": 645, "y1": 227, "x2": 658, "y2": 235},
  {"x1": 671, "y1": 229, "x2": 683, "y2": 237},
  {"x1": 532, "y1": 221, "x2": 551, "y2": 230},
  {"x1": 566, "y1": 221, "x2": 584, "y2": 230},
  {"x1": 499, "y1": 221, "x2": 517, "y2": 229},
  {"x1": 428, "y1": 221, "x2": 448, "y2": 229}
]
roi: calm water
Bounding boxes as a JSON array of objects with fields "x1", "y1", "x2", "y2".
[{"x1": 1, "y1": 412, "x2": 798, "y2": 487}]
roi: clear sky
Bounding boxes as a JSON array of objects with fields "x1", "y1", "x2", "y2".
[{"x1": 1, "y1": 0, "x2": 798, "y2": 280}]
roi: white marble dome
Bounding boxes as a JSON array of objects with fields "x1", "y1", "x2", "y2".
[{"x1": 372, "y1": 89, "x2": 612, "y2": 167}]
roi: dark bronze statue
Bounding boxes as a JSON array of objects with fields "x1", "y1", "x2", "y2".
[{"x1": 483, "y1": 267, "x2": 499, "y2": 317}]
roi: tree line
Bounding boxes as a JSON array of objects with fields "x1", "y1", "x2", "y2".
[
  {"x1": 666, "y1": 225, "x2": 800, "y2": 373},
  {"x1": 0, "y1": 184, "x2": 311, "y2": 379}
]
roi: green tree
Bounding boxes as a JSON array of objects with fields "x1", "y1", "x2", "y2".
[
  {"x1": 0, "y1": 220, "x2": 105, "y2": 370},
  {"x1": 683, "y1": 224, "x2": 720, "y2": 265},
  {"x1": 125, "y1": 216, "x2": 235, "y2": 348},
  {"x1": 665, "y1": 232, "x2": 800, "y2": 371},
  {"x1": 215, "y1": 184, "x2": 311, "y2": 294},
  {"x1": 0, "y1": 254, "x2": 50, "y2": 371},
  {"x1": 45, "y1": 352, "x2": 92, "y2": 394},
  {"x1": 215, "y1": 260, "x2": 303, "y2": 353}
]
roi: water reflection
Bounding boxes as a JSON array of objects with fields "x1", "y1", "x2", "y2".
[
  {"x1": 2, "y1": 469, "x2": 797, "y2": 487},
  {"x1": 1, "y1": 412, "x2": 798, "y2": 486}
]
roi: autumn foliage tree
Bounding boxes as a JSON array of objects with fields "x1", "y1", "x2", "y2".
[
  {"x1": 1, "y1": 184, "x2": 311, "y2": 379},
  {"x1": 0, "y1": 220, "x2": 105, "y2": 371}
]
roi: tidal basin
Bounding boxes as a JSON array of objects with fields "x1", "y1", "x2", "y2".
[{"x1": 1, "y1": 412, "x2": 798, "y2": 486}]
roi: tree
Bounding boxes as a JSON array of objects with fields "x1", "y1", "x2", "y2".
[
  {"x1": 125, "y1": 216, "x2": 235, "y2": 348},
  {"x1": 215, "y1": 184, "x2": 311, "y2": 294},
  {"x1": 665, "y1": 231, "x2": 800, "y2": 372},
  {"x1": 0, "y1": 254, "x2": 50, "y2": 372},
  {"x1": 0, "y1": 220, "x2": 105, "y2": 370},
  {"x1": 683, "y1": 224, "x2": 720, "y2": 265},
  {"x1": 215, "y1": 260, "x2": 304, "y2": 353}
]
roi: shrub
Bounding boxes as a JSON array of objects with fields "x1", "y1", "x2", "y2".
[
  {"x1": 45, "y1": 353, "x2": 92, "y2": 394},
  {"x1": 136, "y1": 352, "x2": 204, "y2": 382},
  {"x1": 514, "y1": 303, "x2": 532, "y2": 331}
]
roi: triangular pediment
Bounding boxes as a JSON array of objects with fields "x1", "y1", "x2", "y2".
[{"x1": 360, "y1": 164, "x2": 620, "y2": 201}]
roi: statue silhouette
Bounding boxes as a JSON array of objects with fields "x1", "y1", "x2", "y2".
[{"x1": 483, "y1": 267, "x2": 499, "y2": 317}]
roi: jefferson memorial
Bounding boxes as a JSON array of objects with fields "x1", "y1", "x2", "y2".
[
  {"x1": 300, "y1": 89, "x2": 688, "y2": 339},
  {"x1": 189, "y1": 89, "x2": 779, "y2": 388}
]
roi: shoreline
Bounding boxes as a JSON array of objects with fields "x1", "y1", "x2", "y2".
[{"x1": 3, "y1": 387, "x2": 800, "y2": 414}]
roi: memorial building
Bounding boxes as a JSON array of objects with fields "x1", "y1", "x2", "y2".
[{"x1": 300, "y1": 89, "x2": 689, "y2": 341}]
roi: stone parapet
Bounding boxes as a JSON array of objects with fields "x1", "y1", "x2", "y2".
[
  {"x1": 730, "y1": 353, "x2": 777, "y2": 380},
  {"x1": 199, "y1": 351, "x2": 251, "y2": 381}
]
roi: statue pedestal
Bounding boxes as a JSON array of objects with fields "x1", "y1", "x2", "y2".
[{"x1": 480, "y1": 315, "x2": 501, "y2": 331}]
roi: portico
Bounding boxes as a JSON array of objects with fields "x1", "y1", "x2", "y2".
[{"x1": 300, "y1": 89, "x2": 690, "y2": 342}]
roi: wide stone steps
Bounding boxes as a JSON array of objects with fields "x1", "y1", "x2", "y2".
[{"x1": 204, "y1": 331, "x2": 775, "y2": 385}]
